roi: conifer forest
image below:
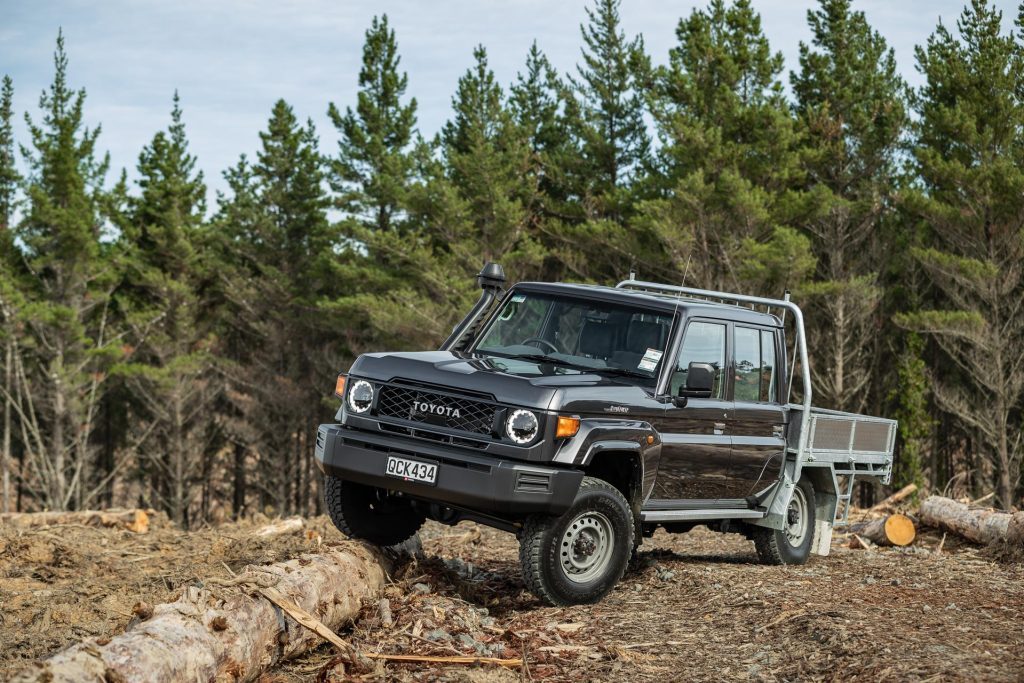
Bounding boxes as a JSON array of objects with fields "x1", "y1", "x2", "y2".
[{"x1": 2, "y1": 0, "x2": 1024, "y2": 529}]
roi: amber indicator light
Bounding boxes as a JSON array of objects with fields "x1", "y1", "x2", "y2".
[{"x1": 555, "y1": 415, "x2": 581, "y2": 439}]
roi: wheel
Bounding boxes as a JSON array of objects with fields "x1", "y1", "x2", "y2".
[
  {"x1": 752, "y1": 478, "x2": 816, "y2": 565},
  {"x1": 519, "y1": 477, "x2": 634, "y2": 606},
  {"x1": 323, "y1": 475, "x2": 425, "y2": 546}
]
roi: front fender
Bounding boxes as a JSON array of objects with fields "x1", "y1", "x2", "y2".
[{"x1": 551, "y1": 418, "x2": 661, "y2": 501}]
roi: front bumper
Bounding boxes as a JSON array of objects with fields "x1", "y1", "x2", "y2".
[{"x1": 315, "y1": 424, "x2": 583, "y2": 517}]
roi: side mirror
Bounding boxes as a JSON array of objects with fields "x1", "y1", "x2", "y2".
[{"x1": 680, "y1": 362, "x2": 715, "y2": 399}]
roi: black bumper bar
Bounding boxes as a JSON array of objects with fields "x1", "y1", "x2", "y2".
[{"x1": 315, "y1": 424, "x2": 584, "y2": 517}]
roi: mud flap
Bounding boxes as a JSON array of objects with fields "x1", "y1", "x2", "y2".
[{"x1": 811, "y1": 519, "x2": 833, "y2": 556}]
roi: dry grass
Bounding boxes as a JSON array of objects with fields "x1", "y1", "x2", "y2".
[{"x1": 2, "y1": 514, "x2": 1022, "y2": 682}]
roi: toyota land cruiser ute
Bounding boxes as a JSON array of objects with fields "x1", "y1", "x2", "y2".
[{"x1": 315, "y1": 264, "x2": 897, "y2": 605}]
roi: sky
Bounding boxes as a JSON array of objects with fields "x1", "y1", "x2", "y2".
[{"x1": 1, "y1": 0, "x2": 1019, "y2": 201}]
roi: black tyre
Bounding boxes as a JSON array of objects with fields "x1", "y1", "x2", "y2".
[
  {"x1": 323, "y1": 474, "x2": 425, "y2": 546},
  {"x1": 519, "y1": 477, "x2": 634, "y2": 606},
  {"x1": 752, "y1": 478, "x2": 816, "y2": 565}
]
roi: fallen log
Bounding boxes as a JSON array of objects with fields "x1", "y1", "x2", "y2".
[
  {"x1": 850, "y1": 513, "x2": 916, "y2": 547},
  {"x1": 919, "y1": 496, "x2": 1024, "y2": 545},
  {"x1": 867, "y1": 483, "x2": 918, "y2": 512},
  {"x1": 0, "y1": 508, "x2": 153, "y2": 533},
  {"x1": 254, "y1": 516, "x2": 304, "y2": 537},
  {"x1": 13, "y1": 541, "x2": 390, "y2": 682}
]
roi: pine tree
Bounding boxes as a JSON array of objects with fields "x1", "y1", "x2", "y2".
[
  {"x1": 328, "y1": 15, "x2": 418, "y2": 234},
  {"x1": 215, "y1": 100, "x2": 336, "y2": 516},
  {"x1": 435, "y1": 45, "x2": 538, "y2": 271},
  {"x1": 0, "y1": 75, "x2": 17, "y2": 235},
  {"x1": 116, "y1": 93, "x2": 216, "y2": 526},
  {"x1": 791, "y1": 0, "x2": 909, "y2": 412},
  {"x1": 509, "y1": 43, "x2": 583, "y2": 279},
  {"x1": 897, "y1": 0, "x2": 1024, "y2": 508},
  {"x1": 642, "y1": 0, "x2": 812, "y2": 293},
  {"x1": 6, "y1": 31, "x2": 121, "y2": 510},
  {"x1": 0, "y1": 74, "x2": 19, "y2": 513},
  {"x1": 888, "y1": 334, "x2": 931, "y2": 493},
  {"x1": 570, "y1": 0, "x2": 649, "y2": 210}
]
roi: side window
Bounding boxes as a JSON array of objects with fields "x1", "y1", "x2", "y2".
[
  {"x1": 761, "y1": 330, "x2": 777, "y2": 402},
  {"x1": 733, "y1": 326, "x2": 779, "y2": 403},
  {"x1": 671, "y1": 322, "x2": 726, "y2": 399},
  {"x1": 734, "y1": 327, "x2": 760, "y2": 402}
]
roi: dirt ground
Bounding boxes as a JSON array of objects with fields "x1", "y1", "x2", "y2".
[{"x1": 1, "y1": 514, "x2": 1022, "y2": 682}]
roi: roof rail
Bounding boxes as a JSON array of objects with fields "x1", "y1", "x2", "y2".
[{"x1": 616, "y1": 277, "x2": 813, "y2": 465}]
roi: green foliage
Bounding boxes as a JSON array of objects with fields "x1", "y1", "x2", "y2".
[
  {"x1": 0, "y1": 75, "x2": 17, "y2": 236},
  {"x1": 4, "y1": 3, "x2": 1024, "y2": 515},
  {"x1": 7, "y1": 31, "x2": 122, "y2": 509},
  {"x1": 904, "y1": 0, "x2": 1024, "y2": 507},
  {"x1": 328, "y1": 15, "x2": 418, "y2": 234},
  {"x1": 643, "y1": 0, "x2": 805, "y2": 290},
  {"x1": 112, "y1": 93, "x2": 214, "y2": 525},
  {"x1": 571, "y1": 0, "x2": 649, "y2": 206},
  {"x1": 888, "y1": 334, "x2": 931, "y2": 492}
]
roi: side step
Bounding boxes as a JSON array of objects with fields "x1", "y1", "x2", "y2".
[{"x1": 640, "y1": 508, "x2": 766, "y2": 522}]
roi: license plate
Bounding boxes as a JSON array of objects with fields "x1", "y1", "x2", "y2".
[{"x1": 385, "y1": 456, "x2": 438, "y2": 485}]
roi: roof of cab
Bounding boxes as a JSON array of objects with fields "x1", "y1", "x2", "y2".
[{"x1": 512, "y1": 281, "x2": 783, "y2": 327}]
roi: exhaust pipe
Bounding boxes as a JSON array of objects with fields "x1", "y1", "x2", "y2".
[{"x1": 440, "y1": 262, "x2": 506, "y2": 351}]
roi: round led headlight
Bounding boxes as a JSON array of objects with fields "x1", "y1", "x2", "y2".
[
  {"x1": 506, "y1": 409, "x2": 539, "y2": 444},
  {"x1": 347, "y1": 379, "x2": 374, "y2": 413}
]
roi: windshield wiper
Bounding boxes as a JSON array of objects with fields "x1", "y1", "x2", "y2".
[
  {"x1": 510, "y1": 353, "x2": 592, "y2": 370},
  {"x1": 593, "y1": 366, "x2": 651, "y2": 379}
]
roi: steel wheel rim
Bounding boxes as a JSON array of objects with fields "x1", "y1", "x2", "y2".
[
  {"x1": 785, "y1": 486, "x2": 809, "y2": 547},
  {"x1": 559, "y1": 510, "x2": 615, "y2": 583}
]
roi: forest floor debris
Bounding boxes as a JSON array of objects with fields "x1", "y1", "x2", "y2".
[{"x1": 1, "y1": 514, "x2": 1021, "y2": 681}]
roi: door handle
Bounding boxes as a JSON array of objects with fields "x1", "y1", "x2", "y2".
[{"x1": 713, "y1": 422, "x2": 726, "y2": 436}]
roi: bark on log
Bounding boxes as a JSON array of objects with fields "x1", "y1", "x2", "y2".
[
  {"x1": 254, "y1": 516, "x2": 304, "y2": 537},
  {"x1": 867, "y1": 483, "x2": 918, "y2": 512},
  {"x1": 0, "y1": 508, "x2": 153, "y2": 533},
  {"x1": 13, "y1": 541, "x2": 390, "y2": 683},
  {"x1": 919, "y1": 496, "x2": 1024, "y2": 545},
  {"x1": 851, "y1": 513, "x2": 916, "y2": 546}
]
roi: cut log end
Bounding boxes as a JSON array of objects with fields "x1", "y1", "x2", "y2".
[
  {"x1": 850, "y1": 513, "x2": 917, "y2": 547},
  {"x1": 883, "y1": 513, "x2": 916, "y2": 546}
]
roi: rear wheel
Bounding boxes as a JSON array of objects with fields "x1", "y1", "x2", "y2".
[
  {"x1": 323, "y1": 475, "x2": 425, "y2": 546},
  {"x1": 752, "y1": 478, "x2": 816, "y2": 565},
  {"x1": 519, "y1": 477, "x2": 634, "y2": 606}
]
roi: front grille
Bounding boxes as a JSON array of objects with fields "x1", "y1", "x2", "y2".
[{"x1": 376, "y1": 385, "x2": 496, "y2": 436}]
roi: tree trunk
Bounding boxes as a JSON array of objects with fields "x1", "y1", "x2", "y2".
[
  {"x1": 2, "y1": 337, "x2": 11, "y2": 514},
  {"x1": 919, "y1": 495, "x2": 1024, "y2": 545},
  {"x1": 0, "y1": 508, "x2": 153, "y2": 533},
  {"x1": 13, "y1": 542, "x2": 390, "y2": 683},
  {"x1": 232, "y1": 442, "x2": 246, "y2": 518},
  {"x1": 850, "y1": 513, "x2": 916, "y2": 546},
  {"x1": 867, "y1": 483, "x2": 918, "y2": 512}
]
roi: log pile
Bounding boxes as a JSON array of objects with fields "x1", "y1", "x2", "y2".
[
  {"x1": 919, "y1": 496, "x2": 1024, "y2": 546},
  {"x1": 13, "y1": 542, "x2": 391, "y2": 682},
  {"x1": 0, "y1": 508, "x2": 154, "y2": 533}
]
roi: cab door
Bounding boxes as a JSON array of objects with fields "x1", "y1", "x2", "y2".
[
  {"x1": 648, "y1": 319, "x2": 736, "y2": 501},
  {"x1": 730, "y1": 326, "x2": 786, "y2": 497}
]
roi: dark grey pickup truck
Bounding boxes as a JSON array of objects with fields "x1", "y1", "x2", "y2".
[{"x1": 316, "y1": 264, "x2": 897, "y2": 605}]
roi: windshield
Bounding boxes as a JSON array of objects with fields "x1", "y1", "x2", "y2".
[{"x1": 474, "y1": 291, "x2": 674, "y2": 382}]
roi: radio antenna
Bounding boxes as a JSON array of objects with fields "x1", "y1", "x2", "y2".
[{"x1": 680, "y1": 254, "x2": 692, "y2": 288}]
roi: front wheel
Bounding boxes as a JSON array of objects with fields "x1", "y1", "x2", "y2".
[
  {"x1": 752, "y1": 478, "x2": 816, "y2": 565},
  {"x1": 519, "y1": 477, "x2": 634, "y2": 606},
  {"x1": 323, "y1": 475, "x2": 425, "y2": 546}
]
